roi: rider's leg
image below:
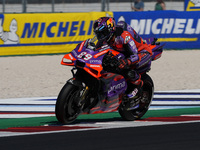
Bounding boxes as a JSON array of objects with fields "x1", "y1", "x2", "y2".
[
  {"x1": 126, "y1": 51, "x2": 152, "y2": 99},
  {"x1": 126, "y1": 70, "x2": 143, "y2": 99}
]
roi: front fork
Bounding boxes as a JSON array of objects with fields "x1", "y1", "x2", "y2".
[
  {"x1": 68, "y1": 68, "x2": 89, "y2": 109},
  {"x1": 70, "y1": 67, "x2": 99, "y2": 111},
  {"x1": 71, "y1": 67, "x2": 77, "y2": 77},
  {"x1": 78, "y1": 86, "x2": 89, "y2": 108}
]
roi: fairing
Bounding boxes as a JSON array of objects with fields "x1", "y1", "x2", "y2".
[{"x1": 60, "y1": 38, "x2": 164, "y2": 114}]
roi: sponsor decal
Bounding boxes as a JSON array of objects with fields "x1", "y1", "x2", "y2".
[
  {"x1": 108, "y1": 81, "x2": 126, "y2": 94},
  {"x1": 94, "y1": 50, "x2": 108, "y2": 58},
  {"x1": 68, "y1": 53, "x2": 74, "y2": 59},
  {"x1": 78, "y1": 41, "x2": 85, "y2": 52},
  {"x1": 185, "y1": 0, "x2": 200, "y2": 11},
  {"x1": 98, "y1": 45, "x2": 110, "y2": 52},
  {"x1": 124, "y1": 35, "x2": 130, "y2": 44},
  {"x1": 131, "y1": 18, "x2": 200, "y2": 36},
  {"x1": 128, "y1": 88, "x2": 138, "y2": 98},
  {"x1": 0, "y1": 12, "x2": 113, "y2": 56},
  {"x1": 72, "y1": 50, "x2": 78, "y2": 57},
  {"x1": 114, "y1": 11, "x2": 200, "y2": 48},
  {"x1": 89, "y1": 64, "x2": 101, "y2": 68},
  {"x1": 0, "y1": 18, "x2": 19, "y2": 44},
  {"x1": 89, "y1": 60, "x2": 102, "y2": 64},
  {"x1": 129, "y1": 40, "x2": 137, "y2": 51}
]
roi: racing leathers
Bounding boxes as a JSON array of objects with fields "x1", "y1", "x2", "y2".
[{"x1": 108, "y1": 21, "x2": 153, "y2": 98}]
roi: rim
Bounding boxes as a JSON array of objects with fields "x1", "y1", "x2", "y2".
[
  {"x1": 64, "y1": 90, "x2": 80, "y2": 122},
  {"x1": 129, "y1": 81, "x2": 153, "y2": 118}
]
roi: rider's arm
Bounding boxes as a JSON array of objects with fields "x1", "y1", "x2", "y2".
[
  {"x1": 136, "y1": 50, "x2": 152, "y2": 68},
  {"x1": 126, "y1": 39, "x2": 152, "y2": 69},
  {"x1": 123, "y1": 37, "x2": 139, "y2": 65},
  {"x1": 119, "y1": 34, "x2": 152, "y2": 69},
  {"x1": 117, "y1": 38, "x2": 139, "y2": 69}
]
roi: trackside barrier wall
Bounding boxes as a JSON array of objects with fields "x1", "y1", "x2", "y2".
[
  {"x1": 0, "y1": 11, "x2": 200, "y2": 56},
  {"x1": 0, "y1": 12, "x2": 113, "y2": 56},
  {"x1": 185, "y1": 0, "x2": 200, "y2": 11},
  {"x1": 114, "y1": 11, "x2": 200, "y2": 49}
]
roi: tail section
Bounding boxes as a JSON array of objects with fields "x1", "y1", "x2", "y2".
[{"x1": 144, "y1": 37, "x2": 165, "y2": 61}]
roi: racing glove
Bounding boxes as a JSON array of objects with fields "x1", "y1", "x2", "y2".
[{"x1": 118, "y1": 58, "x2": 131, "y2": 69}]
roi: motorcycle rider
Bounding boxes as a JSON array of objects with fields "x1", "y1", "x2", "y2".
[{"x1": 92, "y1": 17, "x2": 152, "y2": 103}]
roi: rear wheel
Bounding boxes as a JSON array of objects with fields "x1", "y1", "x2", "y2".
[
  {"x1": 118, "y1": 74, "x2": 154, "y2": 121},
  {"x1": 55, "y1": 82, "x2": 83, "y2": 124}
]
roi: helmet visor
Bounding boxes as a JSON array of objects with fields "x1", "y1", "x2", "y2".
[{"x1": 94, "y1": 25, "x2": 110, "y2": 41}]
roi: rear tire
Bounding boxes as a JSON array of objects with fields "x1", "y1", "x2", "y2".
[
  {"x1": 55, "y1": 83, "x2": 82, "y2": 124},
  {"x1": 118, "y1": 74, "x2": 154, "y2": 121}
]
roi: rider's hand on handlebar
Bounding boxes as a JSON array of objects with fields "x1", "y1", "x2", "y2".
[
  {"x1": 118, "y1": 59, "x2": 131, "y2": 70},
  {"x1": 103, "y1": 52, "x2": 121, "y2": 72}
]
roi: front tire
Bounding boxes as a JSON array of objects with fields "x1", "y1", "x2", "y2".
[
  {"x1": 118, "y1": 74, "x2": 154, "y2": 121},
  {"x1": 55, "y1": 82, "x2": 82, "y2": 124}
]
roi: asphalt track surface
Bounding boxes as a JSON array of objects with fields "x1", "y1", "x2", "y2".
[
  {"x1": 1, "y1": 91, "x2": 200, "y2": 149},
  {"x1": 0, "y1": 122, "x2": 200, "y2": 150}
]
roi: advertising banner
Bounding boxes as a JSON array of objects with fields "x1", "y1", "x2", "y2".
[
  {"x1": 185, "y1": 0, "x2": 200, "y2": 11},
  {"x1": 114, "y1": 11, "x2": 200, "y2": 49},
  {"x1": 0, "y1": 12, "x2": 113, "y2": 56}
]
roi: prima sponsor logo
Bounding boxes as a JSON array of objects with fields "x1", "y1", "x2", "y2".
[
  {"x1": 89, "y1": 60, "x2": 101, "y2": 63},
  {"x1": 108, "y1": 81, "x2": 126, "y2": 94}
]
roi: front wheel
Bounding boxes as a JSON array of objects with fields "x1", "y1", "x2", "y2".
[
  {"x1": 118, "y1": 74, "x2": 154, "y2": 121},
  {"x1": 55, "y1": 82, "x2": 83, "y2": 124}
]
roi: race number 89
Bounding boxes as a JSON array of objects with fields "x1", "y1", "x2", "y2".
[{"x1": 77, "y1": 52, "x2": 92, "y2": 60}]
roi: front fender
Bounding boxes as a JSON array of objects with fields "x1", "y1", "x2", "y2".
[{"x1": 67, "y1": 78, "x2": 86, "y2": 89}]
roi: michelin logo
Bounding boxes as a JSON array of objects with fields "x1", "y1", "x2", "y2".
[
  {"x1": 131, "y1": 18, "x2": 200, "y2": 35},
  {"x1": 0, "y1": 18, "x2": 20, "y2": 44},
  {"x1": 190, "y1": 0, "x2": 200, "y2": 7},
  {"x1": 117, "y1": 15, "x2": 200, "y2": 35}
]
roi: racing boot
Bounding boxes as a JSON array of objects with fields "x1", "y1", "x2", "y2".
[
  {"x1": 126, "y1": 76, "x2": 143, "y2": 110},
  {"x1": 127, "y1": 70, "x2": 143, "y2": 97},
  {"x1": 128, "y1": 80, "x2": 143, "y2": 98}
]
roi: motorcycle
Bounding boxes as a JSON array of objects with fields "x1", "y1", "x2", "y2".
[{"x1": 55, "y1": 37, "x2": 164, "y2": 124}]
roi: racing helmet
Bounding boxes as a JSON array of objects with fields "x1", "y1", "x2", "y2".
[{"x1": 93, "y1": 17, "x2": 116, "y2": 42}]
